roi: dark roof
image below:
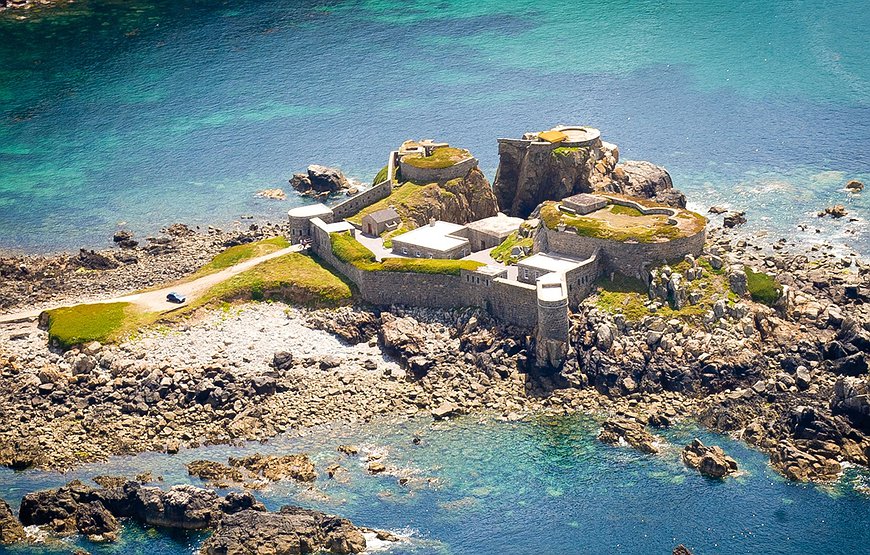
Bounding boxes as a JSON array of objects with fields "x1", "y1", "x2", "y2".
[{"x1": 364, "y1": 207, "x2": 401, "y2": 224}]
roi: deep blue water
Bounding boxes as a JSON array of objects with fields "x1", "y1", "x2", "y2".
[
  {"x1": 0, "y1": 0, "x2": 867, "y2": 253},
  {"x1": 0, "y1": 415, "x2": 868, "y2": 554}
]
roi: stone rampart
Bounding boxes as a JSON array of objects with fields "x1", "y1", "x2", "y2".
[
  {"x1": 543, "y1": 227, "x2": 706, "y2": 279},
  {"x1": 309, "y1": 219, "x2": 537, "y2": 328},
  {"x1": 332, "y1": 179, "x2": 392, "y2": 221},
  {"x1": 398, "y1": 156, "x2": 478, "y2": 184}
]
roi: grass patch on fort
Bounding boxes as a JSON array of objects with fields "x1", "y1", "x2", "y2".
[
  {"x1": 346, "y1": 182, "x2": 426, "y2": 226},
  {"x1": 194, "y1": 252, "x2": 352, "y2": 308},
  {"x1": 192, "y1": 236, "x2": 290, "y2": 277},
  {"x1": 43, "y1": 302, "x2": 145, "y2": 349},
  {"x1": 401, "y1": 147, "x2": 470, "y2": 169},
  {"x1": 331, "y1": 232, "x2": 483, "y2": 275},
  {"x1": 593, "y1": 275, "x2": 650, "y2": 321},
  {"x1": 551, "y1": 146, "x2": 580, "y2": 157},
  {"x1": 540, "y1": 201, "x2": 700, "y2": 243},
  {"x1": 372, "y1": 165, "x2": 389, "y2": 185},
  {"x1": 745, "y1": 267, "x2": 782, "y2": 306},
  {"x1": 491, "y1": 231, "x2": 533, "y2": 264}
]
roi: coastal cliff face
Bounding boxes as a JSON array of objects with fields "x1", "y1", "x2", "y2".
[
  {"x1": 393, "y1": 166, "x2": 499, "y2": 228},
  {"x1": 493, "y1": 139, "x2": 686, "y2": 216}
]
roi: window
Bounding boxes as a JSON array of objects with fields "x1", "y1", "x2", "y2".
[
  {"x1": 402, "y1": 247, "x2": 408, "y2": 255},
  {"x1": 415, "y1": 250, "x2": 421, "y2": 258}
]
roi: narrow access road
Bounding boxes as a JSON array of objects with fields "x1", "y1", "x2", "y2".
[{"x1": 0, "y1": 245, "x2": 302, "y2": 325}]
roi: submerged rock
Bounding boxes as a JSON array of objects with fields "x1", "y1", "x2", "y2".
[
  {"x1": 228, "y1": 453, "x2": 317, "y2": 482},
  {"x1": 597, "y1": 417, "x2": 660, "y2": 454},
  {"x1": 187, "y1": 460, "x2": 244, "y2": 484},
  {"x1": 681, "y1": 439, "x2": 738, "y2": 478}
]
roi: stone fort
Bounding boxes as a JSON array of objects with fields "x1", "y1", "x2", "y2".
[{"x1": 287, "y1": 130, "x2": 706, "y2": 367}]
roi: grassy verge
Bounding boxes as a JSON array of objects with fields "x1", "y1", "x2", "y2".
[
  {"x1": 490, "y1": 231, "x2": 533, "y2": 264},
  {"x1": 43, "y1": 302, "x2": 150, "y2": 349},
  {"x1": 552, "y1": 146, "x2": 580, "y2": 157},
  {"x1": 593, "y1": 275, "x2": 650, "y2": 321},
  {"x1": 192, "y1": 252, "x2": 353, "y2": 309},
  {"x1": 330, "y1": 232, "x2": 483, "y2": 275},
  {"x1": 191, "y1": 236, "x2": 290, "y2": 278},
  {"x1": 745, "y1": 268, "x2": 782, "y2": 306},
  {"x1": 609, "y1": 204, "x2": 644, "y2": 217},
  {"x1": 401, "y1": 147, "x2": 470, "y2": 169}
]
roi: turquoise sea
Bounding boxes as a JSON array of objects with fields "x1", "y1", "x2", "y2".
[
  {"x1": 0, "y1": 0, "x2": 867, "y2": 253},
  {"x1": 2, "y1": 2, "x2": 870, "y2": 553},
  {"x1": 1, "y1": 415, "x2": 869, "y2": 555}
]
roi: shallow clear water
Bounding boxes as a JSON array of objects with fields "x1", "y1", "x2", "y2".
[
  {"x1": 0, "y1": 0, "x2": 867, "y2": 253},
  {"x1": 0, "y1": 415, "x2": 868, "y2": 554}
]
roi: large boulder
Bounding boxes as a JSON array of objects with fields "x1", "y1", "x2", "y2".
[
  {"x1": 681, "y1": 439, "x2": 739, "y2": 478},
  {"x1": 200, "y1": 507, "x2": 366, "y2": 555},
  {"x1": 18, "y1": 480, "x2": 120, "y2": 540},
  {"x1": 831, "y1": 377, "x2": 870, "y2": 432},
  {"x1": 609, "y1": 160, "x2": 687, "y2": 208},
  {"x1": 391, "y1": 167, "x2": 499, "y2": 226},
  {"x1": 0, "y1": 498, "x2": 25, "y2": 544},
  {"x1": 289, "y1": 165, "x2": 350, "y2": 196}
]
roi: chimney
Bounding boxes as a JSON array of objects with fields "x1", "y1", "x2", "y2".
[{"x1": 429, "y1": 218, "x2": 436, "y2": 227}]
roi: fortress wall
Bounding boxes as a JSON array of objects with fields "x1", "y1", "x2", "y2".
[
  {"x1": 332, "y1": 179, "x2": 393, "y2": 221},
  {"x1": 398, "y1": 157, "x2": 478, "y2": 184},
  {"x1": 544, "y1": 228, "x2": 707, "y2": 279},
  {"x1": 564, "y1": 252, "x2": 604, "y2": 308},
  {"x1": 310, "y1": 219, "x2": 536, "y2": 328}
]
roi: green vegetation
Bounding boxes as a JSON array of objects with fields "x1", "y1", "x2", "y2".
[
  {"x1": 346, "y1": 182, "x2": 426, "y2": 226},
  {"x1": 373, "y1": 165, "x2": 389, "y2": 185},
  {"x1": 194, "y1": 252, "x2": 352, "y2": 308},
  {"x1": 490, "y1": 231, "x2": 533, "y2": 264},
  {"x1": 551, "y1": 146, "x2": 580, "y2": 157},
  {"x1": 330, "y1": 232, "x2": 483, "y2": 275},
  {"x1": 593, "y1": 275, "x2": 650, "y2": 321},
  {"x1": 331, "y1": 232, "x2": 377, "y2": 266},
  {"x1": 540, "y1": 201, "x2": 692, "y2": 243},
  {"x1": 378, "y1": 257, "x2": 483, "y2": 276},
  {"x1": 594, "y1": 258, "x2": 734, "y2": 322},
  {"x1": 609, "y1": 204, "x2": 644, "y2": 217},
  {"x1": 401, "y1": 147, "x2": 470, "y2": 169},
  {"x1": 745, "y1": 267, "x2": 782, "y2": 306},
  {"x1": 44, "y1": 302, "x2": 144, "y2": 349},
  {"x1": 192, "y1": 236, "x2": 290, "y2": 278}
]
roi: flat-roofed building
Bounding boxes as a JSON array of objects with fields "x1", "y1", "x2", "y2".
[
  {"x1": 463, "y1": 213, "x2": 525, "y2": 251},
  {"x1": 561, "y1": 193, "x2": 607, "y2": 215},
  {"x1": 516, "y1": 252, "x2": 587, "y2": 285},
  {"x1": 288, "y1": 203, "x2": 335, "y2": 243},
  {"x1": 391, "y1": 220, "x2": 470, "y2": 259}
]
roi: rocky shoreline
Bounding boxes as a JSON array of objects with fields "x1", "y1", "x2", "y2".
[{"x1": 0, "y1": 219, "x2": 867, "y2": 483}]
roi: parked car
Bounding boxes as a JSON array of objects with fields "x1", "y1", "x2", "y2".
[{"x1": 166, "y1": 292, "x2": 186, "y2": 304}]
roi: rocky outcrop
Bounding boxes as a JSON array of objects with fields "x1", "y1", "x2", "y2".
[
  {"x1": 290, "y1": 165, "x2": 351, "y2": 197},
  {"x1": 597, "y1": 416, "x2": 660, "y2": 454},
  {"x1": 681, "y1": 439, "x2": 738, "y2": 478},
  {"x1": 304, "y1": 307, "x2": 380, "y2": 344},
  {"x1": 0, "y1": 498, "x2": 25, "y2": 544},
  {"x1": 188, "y1": 460, "x2": 243, "y2": 484},
  {"x1": 673, "y1": 546, "x2": 694, "y2": 555},
  {"x1": 831, "y1": 376, "x2": 870, "y2": 432},
  {"x1": 200, "y1": 506, "x2": 366, "y2": 555},
  {"x1": 493, "y1": 141, "x2": 604, "y2": 217},
  {"x1": 13, "y1": 480, "x2": 366, "y2": 551},
  {"x1": 608, "y1": 160, "x2": 686, "y2": 208},
  {"x1": 395, "y1": 167, "x2": 498, "y2": 227}
]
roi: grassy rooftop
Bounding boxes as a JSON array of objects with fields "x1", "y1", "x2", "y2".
[
  {"x1": 401, "y1": 147, "x2": 471, "y2": 169},
  {"x1": 330, "y1": 232, "x2": 483, "y2": 276},
  {"x1": 346, "y1": 182, "x2": 426, "y2": 227},
  {"x1": 540, "y1": 200, "x2": 705, "y2": 243}
]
